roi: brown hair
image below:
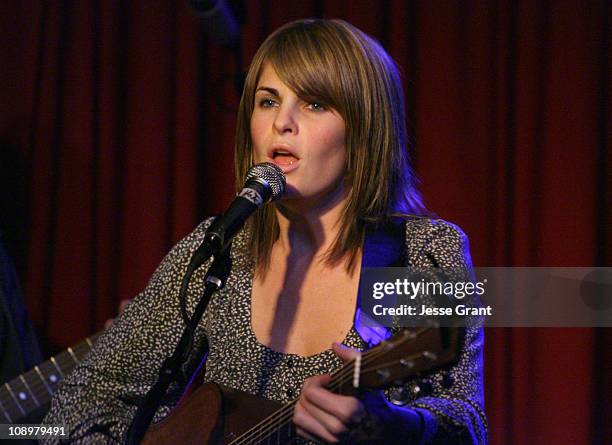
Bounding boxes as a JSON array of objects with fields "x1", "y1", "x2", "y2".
[{"x1": 235, "y1": 19, "x2": 425, "y2": 271}]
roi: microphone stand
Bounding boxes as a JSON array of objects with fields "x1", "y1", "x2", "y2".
[{"x1": 125, "y1": 244, "x2": 233, "y2": 445}]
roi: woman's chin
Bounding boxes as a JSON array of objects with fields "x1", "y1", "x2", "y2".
[{"x1": 275, "y1": 183, "x2": 349, "y2": 216}]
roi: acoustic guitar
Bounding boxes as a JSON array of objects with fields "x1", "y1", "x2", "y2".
[
  {"x1": 0, "y1": 332, "x2": 102, "y2": 423},
  {"x1": 142, "y1": 326, "x2": 462, "y2": 445}
]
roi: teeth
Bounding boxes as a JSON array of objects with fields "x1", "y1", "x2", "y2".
[{"x1": 273, "y1": 150, "x2": 292, "y2": 158}]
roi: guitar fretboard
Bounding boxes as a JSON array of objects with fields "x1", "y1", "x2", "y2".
[{"x1": 0, "y1": 331, "x2": 102, "y2": 423}]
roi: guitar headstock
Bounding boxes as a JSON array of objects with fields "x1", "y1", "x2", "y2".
[{"x1": 333, "y1": 326, "x2": 463, "y2": 393}]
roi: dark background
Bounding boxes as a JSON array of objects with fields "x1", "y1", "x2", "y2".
[{"x1": 0, "y1": 1, "x2": 609, "y2": 444}]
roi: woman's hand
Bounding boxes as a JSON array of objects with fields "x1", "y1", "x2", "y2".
[
  {"x1": 293, "y1": 343, "x2": 368, "y2": 443},
  {"x1": 293, "y1": 342, "x2": 423, "y2": 443}
]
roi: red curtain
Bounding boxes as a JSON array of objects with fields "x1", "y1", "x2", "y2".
[{"x1": 0, "y1": 1, "x2": 609, "y2": 444}]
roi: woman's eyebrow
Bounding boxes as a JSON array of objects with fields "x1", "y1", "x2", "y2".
[{"x1": 255, "y1": 86, "x2": 279, "y2": 97}]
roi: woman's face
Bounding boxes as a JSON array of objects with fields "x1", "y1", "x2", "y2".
[{"x1": 250, "y1": 63, "x2": 347, "y2": 207}]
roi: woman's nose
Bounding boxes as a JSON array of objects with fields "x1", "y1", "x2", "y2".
[{"x1": 273, "y1": 104, "x2": 298, "y2": 135}]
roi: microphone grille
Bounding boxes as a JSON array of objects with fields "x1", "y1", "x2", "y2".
[{"x1": 245, "y1": 162, "x2": 286, "y2": 201}]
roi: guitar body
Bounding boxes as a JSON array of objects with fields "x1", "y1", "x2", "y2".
[{"x1": 142, "y1": 382, "x2": 282, "y2": 445}]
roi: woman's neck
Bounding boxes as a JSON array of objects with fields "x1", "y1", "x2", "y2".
[{"x1": 274, "y1": 182, "x2": 349, "y2": 258}]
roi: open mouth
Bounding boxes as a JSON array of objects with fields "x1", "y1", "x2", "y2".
[{"x1": 271, "y1": 149, "x2": 299, "y2": 165}]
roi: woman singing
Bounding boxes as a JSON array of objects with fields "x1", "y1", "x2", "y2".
[{"x1": 44, "y1": 19, "x2": 486, "y2": 444}]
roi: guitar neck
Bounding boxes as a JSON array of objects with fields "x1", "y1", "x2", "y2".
[{"x1": 0, "y1": 331, "x2": 102, "y2": 423}]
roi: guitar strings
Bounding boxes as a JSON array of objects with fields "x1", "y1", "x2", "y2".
[
  {"x1": 231, "y1": 328, "x2": 432, "y2": 445},
  {"x1": 227, "y1": 354, "x2": 372, "y2": 445},
  {"x1": 234, "y1": 347, "x2": 389, "y2": 445}
]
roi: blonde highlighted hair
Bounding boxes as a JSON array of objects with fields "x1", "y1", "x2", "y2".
[{"x1": 235, "y1": 19, "x2": 425, "y2": 271}]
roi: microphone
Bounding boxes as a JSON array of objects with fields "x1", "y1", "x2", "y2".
[{"x1": 189, "y1": 162, "x2": 285, "y2": 269}]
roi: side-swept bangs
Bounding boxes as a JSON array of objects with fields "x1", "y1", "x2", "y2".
[{"x1": 264, "y1": 27, "x2": 347, "y2": 117}]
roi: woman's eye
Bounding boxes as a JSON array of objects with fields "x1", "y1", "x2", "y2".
[
  {"x1": 259, "y1": 99, "x2": 277, "y2": 108},
  {"x1": 307, "y1": 102, "x2": 326, "y2": 112}
]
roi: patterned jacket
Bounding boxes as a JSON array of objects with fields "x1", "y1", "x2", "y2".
[{"x1": 43, "y1": 217, "x2": 487, "y2": 444}]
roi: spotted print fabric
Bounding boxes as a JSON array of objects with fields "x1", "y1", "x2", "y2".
[{"x1": 43, "y1": 217, "x2": 487, "y2": 444}]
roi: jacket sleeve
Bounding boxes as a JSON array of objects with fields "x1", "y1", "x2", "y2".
[
  {"x1": 42, "y1": 220, "x2": 215, "y2": 444},
  {"x1": 392, "y1": 218, "x2": 488, "y2": 445}
]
